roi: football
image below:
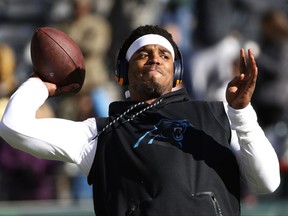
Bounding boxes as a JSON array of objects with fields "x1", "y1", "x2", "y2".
[{"x1": 30, "y1": 27, "x2": 85, "y2": 93}]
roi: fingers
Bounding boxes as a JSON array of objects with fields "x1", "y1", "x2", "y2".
[
  {"x1": 44, "y1": 82, "x2": 80, "y2": 97},
  {"x1": 226, "y1": 76, "x2": 240, "y2": 95},
  {"x1": 247, "y1": 49, "x2": 258, "y2": 83},
  {"x1": 239, "y1": 48, "x2": 258, "y2": 79},
  {"x1": 239, "y1": 48, "x2": 258, "y2": 94},
  {"x1": 29, "y1": 71, "x2": 40, "y2": 78},
  {"x1": 55, "y1": 83, "x2": 81, "y2": 96},
  {"x1": 248, "y1": 48, "x2": 258, "y2": 73},
  {"x1": 43, "y1": 82, "x2": 57, "y2": 97},
  {"x1": 227, "y1": 48, "x2": 258, "y2": 109},
  {"x1": 239, "y1": 48, "x2": 247, "y2": 74},
  {"x1": 247, "y1": 49, "x2": 253, "y2": 73}
]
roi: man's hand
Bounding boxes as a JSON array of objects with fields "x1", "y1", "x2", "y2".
[
  {"x1": 31, "y1": 72, "x2": 80, "y2": 97},
  {"x1": 226, "y1": 48, "x2": 258, "y2": 109},
  {"x1": 43, "y1": 81, "x2": 80, "y2": 97}
]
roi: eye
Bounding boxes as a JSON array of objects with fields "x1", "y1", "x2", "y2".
[
  {"x1": 137, "y1": 52, "x2": 148, "y2": 59},
  {"x1": 161, "y1": 53, "x2": 169, "y2": 60},
  {"x1": 160, "y1": 52, "x2": 172, "y2": 60}
]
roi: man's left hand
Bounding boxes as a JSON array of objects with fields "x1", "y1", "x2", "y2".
[{"x1": 226, "y1": 48, "x2": 258, "y2": 109}]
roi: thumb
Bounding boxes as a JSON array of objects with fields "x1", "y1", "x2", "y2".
[{"x1": 227, "y1": 74, "x2": 244, "y2": 88}]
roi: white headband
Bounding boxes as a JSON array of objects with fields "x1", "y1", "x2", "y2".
[{"x1": 125, "y1": 34, "x2": 175, "y2": 61}]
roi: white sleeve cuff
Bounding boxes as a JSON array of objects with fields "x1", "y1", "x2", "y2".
[{"x1": 227, "y1": 103, "x2": 258, "y2": 132}]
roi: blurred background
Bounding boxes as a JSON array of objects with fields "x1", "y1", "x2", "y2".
[{"x1": 1, "y1": 0, "x2": 288, "y2": 215}]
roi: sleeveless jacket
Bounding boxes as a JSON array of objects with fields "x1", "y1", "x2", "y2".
[{"x1": 88, "y1": 88, "x2": 240, "y2": 216}]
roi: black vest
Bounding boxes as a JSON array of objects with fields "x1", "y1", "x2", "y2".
[{"x1": 88, "y1": 88, "x2": 240, "y2": 216}]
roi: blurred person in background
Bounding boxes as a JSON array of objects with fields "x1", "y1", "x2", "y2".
[
  {"x1": 0, "y1": 43, "x2": 60, "y2": 200},
  {"x1": 53, "y1": 0, "x2": 120, "y2": 120},
  {"x1": 187, "y1": 0, "x2": 241, "y2": 100},
  {"x1": 252, "y1": 9, "x2": 288, "y2": 198},
  {"x1": 253, "y1": 9, "x2": 288, "y2": 130},
  {"x1": 186, "y1": 0, "x2": 286, "y2": 101},
  {"x1": 231, "y1": 0, "x2": 286, "y2": 43}
]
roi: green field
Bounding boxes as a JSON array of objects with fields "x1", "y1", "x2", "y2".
[{"x1": 0, "y1": 198, "x2": 287, "y2": 216}]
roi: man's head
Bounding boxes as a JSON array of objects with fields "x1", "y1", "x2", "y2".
[{"x1": 115, "y1": 25, "x2": 183, "y2": 102}]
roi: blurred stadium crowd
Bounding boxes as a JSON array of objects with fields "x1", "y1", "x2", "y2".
[{"x1": 1, "y1": 0, "x2": 288, "y2": 206}]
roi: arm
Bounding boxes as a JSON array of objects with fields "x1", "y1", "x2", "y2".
[
  {"x1": 225, "y1": 49, "x2": 280, "y2": 193},
  {"x1": 226, "y1": 103, "x2": 280, "y2": 193},
  {"x1": 0, "y1": 78, "x2": 98, "y2": 176}
]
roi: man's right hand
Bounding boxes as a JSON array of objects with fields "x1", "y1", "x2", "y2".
[{"x1": 31, "y1": 72, "x2": 80, "y2": 97}]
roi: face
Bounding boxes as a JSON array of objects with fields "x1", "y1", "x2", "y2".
[{"x1": 127, "y1": 44, "x2": 174, "y2": 102}]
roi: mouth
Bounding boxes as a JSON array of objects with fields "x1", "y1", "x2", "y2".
[
  {"x1": 141, "y1": 70, "x2": 161, "y2": 82},
  {"x1": 143, "y1": 65, "x2": 162, "y2": 75}
]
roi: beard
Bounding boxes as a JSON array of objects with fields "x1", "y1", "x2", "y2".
[
  {"x1": 130, "y1": 79, "x2": 169, "y2": 100},
  {"x1": 142, "y1": 81, "x2": 164, "y2": 98}
]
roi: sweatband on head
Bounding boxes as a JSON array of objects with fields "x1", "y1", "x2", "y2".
[{"x1": 125, "y1": 34, "x2": 175, "y2": 61}]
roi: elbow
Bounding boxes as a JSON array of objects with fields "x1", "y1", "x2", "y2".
[
  {"x1": 0, "y1": 119, "x2": 18, "y2": 148},
  {"x1": 253, "y1": 170, "x2": 281, "y2": 194},
  {"x1": 260, "y1": 160, "x2": 281, "y2": 194},
  {"x1": 0, "y1": 118, "x2": 10, "y2": 140},
  {"x1": 0, "y1": 112, "x2": 14, "y2": 136},
  {"x1": 262, "y1": 174, "x2": 281, "y2": 194},
  {"x1": 0, "y1": 118, "x2": 26, "y2": 150}
]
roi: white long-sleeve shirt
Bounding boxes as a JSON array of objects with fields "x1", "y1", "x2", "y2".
[{"x1": 0, "y1": 78, "x2": 280, "y2": 194}]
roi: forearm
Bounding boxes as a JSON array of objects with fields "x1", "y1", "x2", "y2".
[{"x1": 227, "y1": 103, "x2": 280, "y2": 194}]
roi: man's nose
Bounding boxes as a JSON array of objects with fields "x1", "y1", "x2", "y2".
[{"x1": 147, "y1": 54, "x2": 160, "y2": 65}]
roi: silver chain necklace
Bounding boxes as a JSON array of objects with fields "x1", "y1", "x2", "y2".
[{"x1": 93, "y1": 98, "x2": 163, "y2": 140}]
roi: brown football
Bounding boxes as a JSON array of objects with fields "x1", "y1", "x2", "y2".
[{"x1": 30, "y1": 27, "x2": 85, "y2": 93}]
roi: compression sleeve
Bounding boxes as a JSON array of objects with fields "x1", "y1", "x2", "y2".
[
  {"x1": 226, "y1": 103, "x2": 280, "y2": 194},
  {"x1": 0, "y1": 78, "x2": 98, "y2": 176}
]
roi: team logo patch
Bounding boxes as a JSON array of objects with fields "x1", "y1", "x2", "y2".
[{"x1": 133, "y1": 119, "x2": 193, "y2": 148}]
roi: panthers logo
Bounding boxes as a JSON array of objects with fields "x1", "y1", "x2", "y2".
[{"x1": 133, "y1": 119, "x2": 193, "y2": 148}]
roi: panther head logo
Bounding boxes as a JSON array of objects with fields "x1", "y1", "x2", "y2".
[{"x1": 133, "y1": 119, "x2": 193, "y2": 148}]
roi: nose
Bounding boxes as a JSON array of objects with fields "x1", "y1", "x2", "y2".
[{"x1": 147, "y1": 53, "x2": 160, "y2": 65}]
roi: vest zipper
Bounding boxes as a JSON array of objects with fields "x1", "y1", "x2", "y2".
[
  {"x1": 126, "y1": 204, "x2": 137, "y2": 216},
  {"x1": 192, "y1": 192, "x2": 223, "y2": 216}
]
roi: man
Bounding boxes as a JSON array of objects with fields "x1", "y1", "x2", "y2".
[{"x1": 0, "y1": 25, "x2": 280, "y2": 215}]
